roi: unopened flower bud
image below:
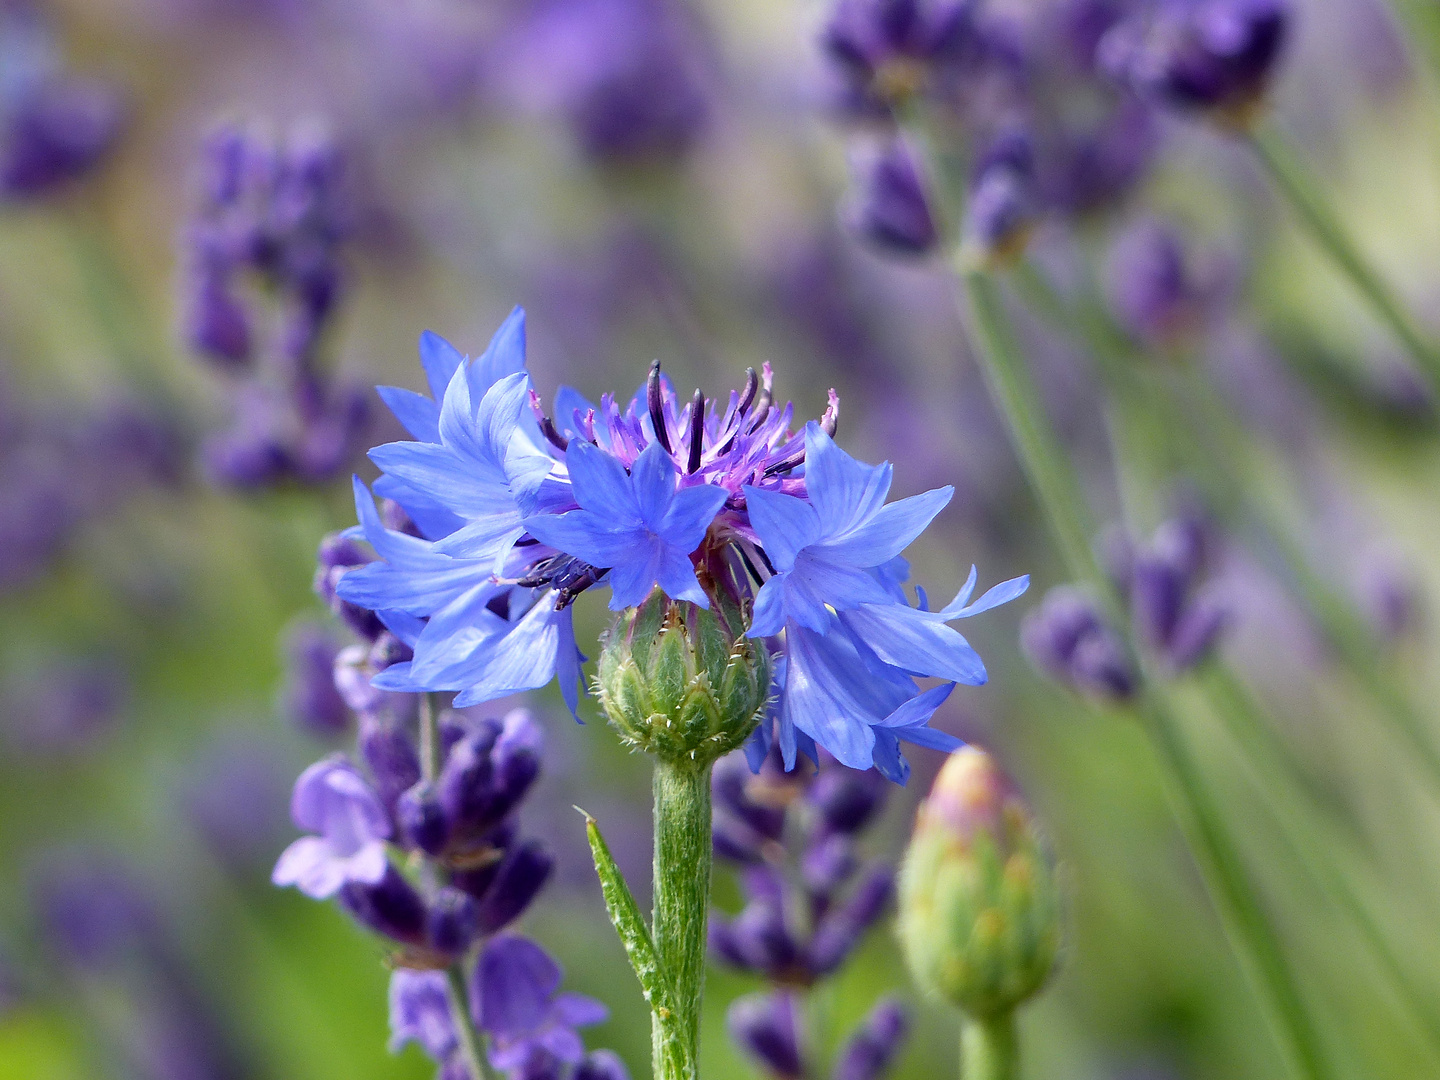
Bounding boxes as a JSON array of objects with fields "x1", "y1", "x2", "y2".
[
  {"x1": 728, "y1": 990, "x2": 803, "y2": 1079},
  {"x1": 897, "y1": 747, "x2": 1060, "y2": 1019},
  {"x1": 595, "y1": 591, "x2": 771, "y2": 767},
  {"x1": 833, "y1": 998, "x2": 909, "y2": 1080}
]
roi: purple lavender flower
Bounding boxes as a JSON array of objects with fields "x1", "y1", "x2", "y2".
[
  {"x1": 337, "y1": 307, "x2": 1025, "y2": 778},
  {"x1": 496, "y1": 0, "x2": 710, "y2": 163},
  {"x1": 272, "y1": 756, "x2": 391, "y2": 898},
  {"x1": 389, "y1": 970, "x2": 458, "y2": 1061},
  {"x1": 1021, "y1": 586, "x2": 1137, "y2": 699},
  {"x1": 1040, "y1": 97, "x2": 1160, "y2": 217},
  {"x1": 710, "y1": 749, "x2": 899, "y2": 984},
  {"x1": 1100, "y1": 0, "x2": 1289, "y2": 122},
  {"x1": 0, "y1": 656, "x2": 126, "y2": 756},
  {"x1": 962, "y1": 130, "x2": 1038, "y2": 268},
  {"x1": 1108, "y1": 218, "x2": 1226, "y2": 348},
  {"x1": 728, "y1": 990, "x2": 803, "y2": 1079},
  {"x1": 472, "y1": 935, "x2": 608, "y2": 1072},
  {"x1": 0, "y1": 4, "x2": 124, "y2": 200},
  {"x1": 844, "y1": 137, "x2": 939, "y2": 256},
  {"x1": 183, "y1": 120, "x2": 368, "y2": 490},
  {"x1": 1124, "y1": 517, "x2": 1229, "y2": 671},
  {"x1": 1357, "y1": 548, "x2": 1423, "y2": 642},
  {"x1": 832, "y1": 999, "x2": 909, "y2": 1080},
  {"x1": 822, "y1": 0, "x2": 977, "y2": 114}
]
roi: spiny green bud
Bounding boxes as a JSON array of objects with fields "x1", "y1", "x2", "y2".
[
  {"x1": 594, "y1": 590, "x2": 771, "y2": 768},
  {"x1": 897, "y1": 746, "x2": 1060, "y2": 1020}
]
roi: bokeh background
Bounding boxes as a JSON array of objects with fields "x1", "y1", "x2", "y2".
[{"x1": 1, "y1": 0, "x2": 1439, "y2": 1078}]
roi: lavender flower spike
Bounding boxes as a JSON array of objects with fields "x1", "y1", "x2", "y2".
[
  {"x1": 472, "y1": 935, "x2": 608, "y2": 1072},
  {"x1": 272, "y1": 756, "x2": 391, "y2": 898}
]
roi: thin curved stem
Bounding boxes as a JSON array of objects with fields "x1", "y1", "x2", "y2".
[
  {"x1": 445, "y1": 965, "x2": 494, "y2": 1080},
  {"x1": 956, "y1": 266, "x2": 1338, "y2": 1080},
  {"x1": 1248, "y1": 126, "x2": 1440, "y2": 391}
]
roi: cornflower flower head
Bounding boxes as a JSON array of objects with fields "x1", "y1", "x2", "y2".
[
  {"x1": 337, "y1": 307, "x2": 1027, "y2": 780},
  {"x1": 710, "y1": 747, "x2": 912, "y2": 1080}
]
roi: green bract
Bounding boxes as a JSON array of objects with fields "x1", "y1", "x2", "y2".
[
  {"x1": 595, "y1": 590, "x2": 771, "y2": 768},
  {"x1": 897, "y1": 747, "x2": 1061, "y2": 1020}
]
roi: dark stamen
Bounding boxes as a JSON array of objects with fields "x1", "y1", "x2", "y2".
[
  {"x1": 687, "y1": 390, "x2": 705, "y2": 473},
  {"x1": 736, "y1": 544, "x2": 767, "y2": 587},
  {"x1": 763, "y1": 451, "x2": 804, "y2": 477},
  {"x1": 736, "y1": 367, "x2": 759, "y2": 416},
  {"x1": 746, "y1": 386, "x2": 773, "y2": 433},
  {"x1": 647, "y1": 359, "x2": 673, "y2": 453},
  {"x1": 541, "y1": 416, "x2": 570, "y2": 452}
]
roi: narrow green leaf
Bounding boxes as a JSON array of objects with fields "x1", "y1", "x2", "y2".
[{"x1": 578, "y1": 808, "x2": 674, "y2": 1018}]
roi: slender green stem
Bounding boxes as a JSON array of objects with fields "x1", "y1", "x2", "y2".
[
  {"x1": 955, "y1": 266, "x2": 1337, "y2": 1080},
  {"x1": 445, "y1": 965, "x2": 494, "y2": 1080},
  {"x1": 1248, "y1": 126, "x2": 1440, "y2": 390},
  {"x1": 961, "y1": 1013, "x2": 1017, "y2": 1080},
  {"x1": 421, "y1": 691, "x2": 443, "y2": 782},
  {"x1": 961, "y1": 268, "x2": 1104, "y2": 590},
  {"x1": 1021, "y1": 255, "x2": 1440, "y2": 797},
  {"x1": 650, "y1": 759, "x2": 714, "y2": 1080},
  {"x1": 1135, "y1": 689, "x2": 1336, "y2": 1080}
]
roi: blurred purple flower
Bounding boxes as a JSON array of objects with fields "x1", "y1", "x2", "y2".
[
  {"x1": 0, "y1": 657, "x2": 127, "y2": 756},
  {"x1": 845, "y1": 136, "x2": 938, "y2": 256},
  {"x1": 822, "y1": 0, "x2": 977, "y2": 115},
  {"x1": 728, "y1": 990, "x2": 803, "y2": 1079},
  {"x1": 1101, "y1": 0, "x2": 1289, "y2": 122},
  {"x1": 280, "y1": 621, "x2": 352, "y2": 737},
  {"x1": 833, "y1": 998, "x2": 909, "y2": 1080},
  {"x1": 1021, "y1": 586, "x2": 1137, "y2": 699},
  {"x1": 1108, "y1": 217, "x2": 1227, "y2": 348}
]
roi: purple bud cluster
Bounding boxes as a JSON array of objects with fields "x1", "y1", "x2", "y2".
[
  {"x1": 821, "y1": 0, "x2": 1167, "y2": 259},
  {"x1": 1107, "y1": 218, "x2": 1228, "y2": 349},
  {"x1": 844, "y1": 137, "x2": 939, "y2": 256},
  {"x1": 709, "y1": 749, "x2": 910, "y2": 1080},
  {"x1": 1021, "y1": 587, "x2": 1137, "y2": 700},
  {"x1": 183, "y1": 121, "x2": 368, "y2": 490},
  {"x1": 274, "y1": 532, "x2": 627, "y2": 1080},
  {"x1": 1100, "y1": 0, "x2": 1289, "y2": 123},
  {"x1": 0, "y1": 3, "x2": 124, "y2": 200},
  {"x1": 1114, "y1": 515, "x2": 1230, "y2": 672},
  {"x1": 495, "y1": 0, "x2": 711, "y2": 164}
]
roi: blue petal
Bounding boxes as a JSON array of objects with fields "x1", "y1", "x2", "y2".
[
  {"x1": 555, "y1": 608, "x2": 586, "y2": 721},
  {"x1": 747, "y1": 576, "x2": 787, "y2": 638},
  {"x1": 419, "y1": 330, "x2": 465, "y2": 401},
  {"x1": 606, "y1": 544, "x2": 665, "y2": 611},
  {"x1": 742, "y1": 486, "x2": 822, "y2": 571},
  {"x1": 941, "y1": 574, "x2": 1030, "y2": 619},
  {"x1": 377, "y1": 386, "x2": 442, "y2": 444},
  {"x1": 630, "y1": 441, "x2": 679, "y2": 527},
  {"x1": 781, "y1": 623, "x2": 879, "y2": 770},
  {"x1": 875, "y1": 681, "x2": 955, "y2": 728},
  {"x1": 566, "y1": 440, "x2": 641, "y2": 523},
  {"x1": 377, "y1": 609, "x2": 425, "y2": 648},
  {"x1": 554, "y1": 385, "x2": 597, "y2": 437},
  {"x1": 653, "y1": 547, "x2": 710, "y2": 609},
  {"x1": 431, "y1": 514, "x2": 527, "y2": 570},
  {"x1": 661, "y1": 482, "x2": 729, "y2": 550},
  {"x1": 844, "y1": 603, "x2": 988, "y2": 685},
  {"x1": 451, "y1": 596, "x2": 566, "y2": 706},
  {"x1": 370, "y1": 441, "x2": 511, "y2": 521},
  {"x1": 819, "y1": 486, "x2": 953, "y2": 567},
  {"x1": 869, "y1": 729, "x2": 910, "y2": 785},
  {"x1": 469, "y1": 307, "x2": 528, "y2": 400},
  {"x1": 524, "y1": 510, "x2": 641, "y2": 568},
  {"x1": 373, "y1": 474, "x2": 467, "y2": 541},
  {"x1": 802, "y1": 422, "x2": 893, "y2": 540}
]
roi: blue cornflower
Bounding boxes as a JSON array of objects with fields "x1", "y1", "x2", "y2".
[
  {"x1": 525, "y1": 440, "x2": 729, "y2": 610},
  {"x1": 338, "y1": 308, "x2": 1025, "y2": 780}
]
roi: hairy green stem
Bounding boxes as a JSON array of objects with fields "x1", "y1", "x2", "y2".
[
  {"x1": 961, "y1": 1013, "x2": 1017, "y2": 1080},
  {"x1": 956, "y1": 266, "x2": 1337, "y2": 1080},
  {"x1": 1248, "y1": 127, "x2": 1440, "y2": 391},
  {"x1": 651, "y1": 759, "x2": 713, "y2": 1080}
]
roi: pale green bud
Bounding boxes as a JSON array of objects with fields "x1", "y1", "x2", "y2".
[
  {"x1": 897, "y1": 746, "x2": 1060, "y2": 1019},
  {"x1": 595, "y1": 590, "x2": 771, "y2": 768}
]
